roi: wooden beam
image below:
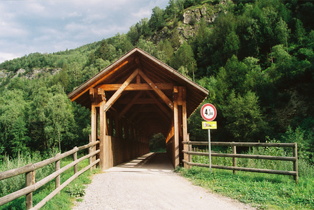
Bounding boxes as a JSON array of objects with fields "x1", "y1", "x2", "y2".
[
  {"x1": 70, "y1": 60, "x2": 128, "y2": 102},
  {"x1": 166, "y1": 125, "x2": 174, "y2": 143},
  {"x1": 118, "y1": 98, "x2": 155, "y2": 104},
  {"x1": 118, "y1": 92, "x2": 142, "y2": 119},
  {"x1": 138, "y1": 69, "x2": 174, "y2": 110},
  {"x1": 173, "y1": 99, "x2": 180, "y2": 167},
  {"x1": 146, "y1": 91, "x2": 171, "y2": 119},
  {"x1": 91, "y1": 104, "x2": 97, "y2": 143},
  {"x1": 98, "y1": 83, "x2": 173, "y2": 91},
  {"x1": 103, "y1": 69, "x2": 139, "y2": 112},
  {"x1": 99, "y1": 101, "x2": 107, "y2": 169}
]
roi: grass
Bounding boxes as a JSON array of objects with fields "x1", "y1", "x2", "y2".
[
  {"x1": 0, "y1": 151, "x2": 100, "y2": 210},
  {"x1": 178, "y1": 146, "x2": 314, "y2": 209}
]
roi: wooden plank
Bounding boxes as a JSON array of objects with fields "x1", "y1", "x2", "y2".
[
  {"x1": 182, "y1": 151, "x2": 296, "y2": 161},
  {"x1": 138, "y1": 69, "x2": 173, "y2": 110},
  {"x1": 182, "y1": 160, "x2": 297, "y2": 175},
  {"x1": 98, "y1": 83, "x2": 173, "y2": 91},
  {"x1": 182, "y1": 141, "x2": 296, "y2": 147},
  {"x1": 103, "y1": 69, "x2": 139, "y2": 112},
  {"x1": 118, "y1": 98, "x2": 155, "y2": 104}
]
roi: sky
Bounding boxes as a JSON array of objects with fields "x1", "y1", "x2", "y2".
[{"x1": 0, "y1": 0, "x2": 169, "y2": 63}]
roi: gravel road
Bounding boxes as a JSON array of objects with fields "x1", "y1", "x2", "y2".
[{"x1": 73, "y1": 153, "x2": 254, "y2": 210}]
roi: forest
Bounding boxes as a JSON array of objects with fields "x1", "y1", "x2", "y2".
[{"x1": 0, "y1": 0, "x2": 313, "y2": 164}]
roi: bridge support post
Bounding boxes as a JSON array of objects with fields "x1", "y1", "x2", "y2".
[
  {"x1": 173, "y1": 86, "x2": 187, "y2": 168},
  {"x1": 99, "y1": 100, "x2": 108, "y2": 170},
  {"x1": 90, "y1": 103, "x2": 97, "y2": 169}
]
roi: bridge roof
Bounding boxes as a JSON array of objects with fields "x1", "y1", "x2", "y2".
[{"x1": 68, "y1": 48, "x2": 208, "y2": 117}]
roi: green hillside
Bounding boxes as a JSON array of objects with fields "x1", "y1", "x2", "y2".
[{"x1": 0, "y1": 0, "x2": 313, "y2": 164}]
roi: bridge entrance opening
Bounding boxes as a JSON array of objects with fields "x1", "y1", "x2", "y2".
[
  {"x1": 149, "y1": 133, "x2": 166, "y2": 153},
  {"x1": 68, "y1": 48, "x2": 208, "y2": 169}
]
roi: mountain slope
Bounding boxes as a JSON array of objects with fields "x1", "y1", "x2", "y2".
[{"x1": 0, "y1": 0, "x2": 313, "y2": 161}]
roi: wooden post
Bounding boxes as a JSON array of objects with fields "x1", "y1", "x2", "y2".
[
  {"x1": 26, "y1": 170, "x2": 35, "y2": 209},
  {"x1": 232, "y1": 145, "x2": 237, "y2": 174},
  {"x1": 188, "y1": 135, "x2": 192, "y2": 164},
  {"x1": 91, "y1": 104, "x2": 97, "y2": 169},
  {"x1": 182, "y1": 93, "x2": 189, "y2": 168},
  {"x1": 293, "y1": 143, "x2": 298, "y2": 183},
  {"x1": 173, "y1": 98, "x2": 180, "y2": 168},
  {"x1": 73, "y1": 151, "x2": 78, "y2": 174},
  {"x1": 55, "y1": 154, "x2": 60, "y2": 189},
  {"x1": 99, "y1": 100, "x2": 107, "y2": 169}
]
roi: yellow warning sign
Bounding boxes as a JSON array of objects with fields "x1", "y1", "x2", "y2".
[{"x1": 202, "y1": 121, "x2": 217, "y2": 129}]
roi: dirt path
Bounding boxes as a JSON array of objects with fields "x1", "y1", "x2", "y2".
[{"x1": 73, "y1": 153, "x2": 254, "y2": 210}]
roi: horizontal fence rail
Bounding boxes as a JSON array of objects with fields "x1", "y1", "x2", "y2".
[
  {"x1": 182, "y1": 141, "x2": 298, "y2": 183},
  {"x1": 0, "y1": 141, "x2": 100, "y2": 209}
]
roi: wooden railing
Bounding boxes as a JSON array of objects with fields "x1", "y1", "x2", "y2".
[
  {"x1": 0, "y1": 141, "x2": 100, "y2": 209},
  {"x1": 183, "y1": 141, "x2": 298, "y2": 183}
]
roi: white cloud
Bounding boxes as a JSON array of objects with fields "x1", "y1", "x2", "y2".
[
  {"x1": 0, "y1": 0, "x2": 169, "y2": 63},
  {"x1": 0, "y1": 52, "x2": 19, "y2": 63}
]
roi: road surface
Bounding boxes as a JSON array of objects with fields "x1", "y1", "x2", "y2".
[{"x1": 73, "y1": 152, "x2": 254, "y2": 210}]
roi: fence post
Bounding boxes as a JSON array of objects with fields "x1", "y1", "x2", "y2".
[
  {"x1": 26, "y1": 170, "x2": 35, "y2": 209},
  {"x1": 293, "y1": 143, "x2": 298, "y2": 183},
  {"x1": 183, "y1": 142, "x2": 189, "y2": 169},
  {"x1": 73, "y1": 151, "x2": 78, "y2": 174},
  {"x1": 55, "y1": 154, "x2": 60, "y2": 189},
  {"x1": 232, "y1": 144, "x2": 237, "y2": 174}
]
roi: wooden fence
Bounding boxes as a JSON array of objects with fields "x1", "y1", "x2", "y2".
[
  {"x1": 0, "y1": 141, "x2": 100, "y2": 209},
  {"x1": 183, "y1": 141, "x2": 298, "y2": 182}
]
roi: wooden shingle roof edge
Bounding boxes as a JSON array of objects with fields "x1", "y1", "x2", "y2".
[{"x1": 68, "y1": 47, "x2": 209, "y2": 111}]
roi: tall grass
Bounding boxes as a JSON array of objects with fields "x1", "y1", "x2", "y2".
[
  {"x1": 183, "y1": 143, "x2": 314, "y2": 209},
  {"x1": 0, "y1": 151, "x2": 57, "y2": 199},
  {"x1": 0, "y1": 150, "x2": 99, "y2": 209},
  {"x1": 192, "y1": 143, "x2": 314, "y2": 178}
]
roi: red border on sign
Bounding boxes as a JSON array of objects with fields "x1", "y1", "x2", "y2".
[{"x1": 200, "y1": 103, "x2": 217, "y2": 121}]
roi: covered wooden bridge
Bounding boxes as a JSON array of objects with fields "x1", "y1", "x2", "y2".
[{"x1": 68, "y1": 48, "x2": 208, "y2": 169}]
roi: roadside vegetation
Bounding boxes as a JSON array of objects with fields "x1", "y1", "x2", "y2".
[
  {"x1": 0, "y1": 153, "x2": 100, "y2": 209},
  {"x1": 1, "y1": 0, "x2": 313, "y2": 208},
  {"x1": 178, "y1": 139, "x2": 314, "y2": 209}
]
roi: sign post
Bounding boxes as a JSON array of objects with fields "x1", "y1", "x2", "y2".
[{"x1": 200, "y1": 103, "x2": 217, "y2": 172}]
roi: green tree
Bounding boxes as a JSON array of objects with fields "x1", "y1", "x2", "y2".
[
  {"x1": 274, "y1": 18, "x2": 290, "y2": 47},
  {"x1": 0, "y1": 90, "x2": 30, "y2": 156},
  {"x1": 94, "y1": 41, "x2": 117, "y2": 62},
  {"x1": 149, "y1": 7, "x2": 165, "y2": 30},
  {"x1": 44, "y1": 87, "x2": 75, "y2": 151},
  {"x1": 157, "y1": 39, "x2": 174, "y2": 64},
  {"x1": 223, "y1": 31, "x2": 240, "y2": 58},
  {"x1": 222, "y1": 91, "x2": 267, "y2": 141},
  {"x1": 137, "y1": 38, "x2": 158, "y2": 57},
  {"x1": 28, "y1": 86, "x2": 52, "y2": 151},
  {"x1": 171, "y1": 42, "x2": 197, "y2": 80}
]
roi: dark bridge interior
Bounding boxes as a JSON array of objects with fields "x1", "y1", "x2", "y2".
[{"x1": 68, "y1": 48, "x2": 208, "y2": 169}]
